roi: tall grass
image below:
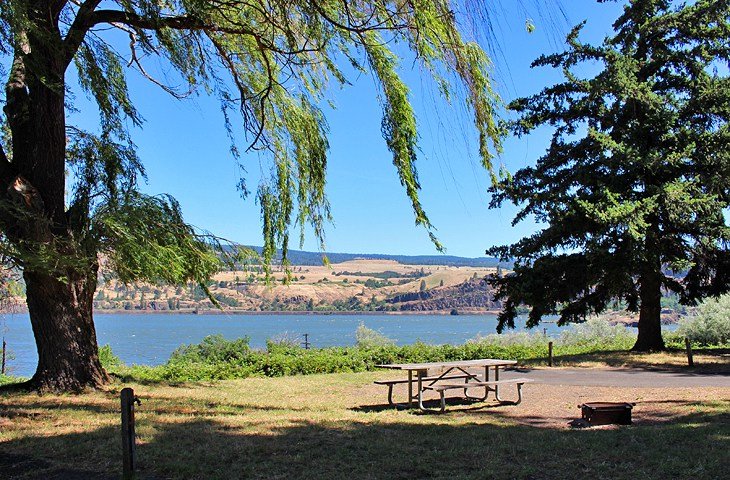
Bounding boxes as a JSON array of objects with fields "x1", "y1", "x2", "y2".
[{"x1": 108, "y1": 320, "x2": 639, "y2": 383}]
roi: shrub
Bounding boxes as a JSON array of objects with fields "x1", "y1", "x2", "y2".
[
  {"x1": 266, "y1": 334, "x2": 303, "y2": 355},
  {"x1": 355, "y1": 323, "x2": 395, "y2": 348},
  {"x1": 99, "y1": 344, "x2": 122, "y2": 369},
  {"x1": 678, "y1": 295, "x2": 730, "y2": 346},
  {"x1": 170, "y1": 334, "x2": 251, "y2": 363},
  {"x1": 558, "y1": 318, "x2": 635, "y2": 349}
]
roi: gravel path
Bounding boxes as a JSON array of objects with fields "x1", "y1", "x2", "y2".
[{"x1": 502, "y1": 367, "x2": 730, "y2": 388}]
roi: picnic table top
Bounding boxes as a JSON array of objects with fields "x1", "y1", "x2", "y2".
[{"x1": 376, "y1": 359, "x2": 517, "y2": 371}]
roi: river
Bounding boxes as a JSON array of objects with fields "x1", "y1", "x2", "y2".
[{"x1": 0, "y1": 312, "x2": 584, "y2": 377}]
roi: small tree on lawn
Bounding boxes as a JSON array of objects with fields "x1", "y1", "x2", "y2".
[{"x1": 488, "y1": 0, "x2": 730, "y2": 351}]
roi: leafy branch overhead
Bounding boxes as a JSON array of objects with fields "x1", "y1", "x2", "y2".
[
  {"x1": 0, "y1": 1, "x2": 504, "y2": 287},
  {"x1": 0, "y1": 1, "x2": 514, "y2": 390}
]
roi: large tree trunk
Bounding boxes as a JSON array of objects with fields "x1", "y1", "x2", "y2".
[
  {"x1": 23, "y1": 269, "x2": 107, "y2": 392},
  {"x1": 633, "y1": 266, "x2": 666, "y2": 352},
  {"x1": 0, "y1": 3, "x2": 110, "y2": 392}
]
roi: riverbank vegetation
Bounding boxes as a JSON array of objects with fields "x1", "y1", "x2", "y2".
[{"x1": 96, "y1": 319, "x2": 726, "y2": 384}]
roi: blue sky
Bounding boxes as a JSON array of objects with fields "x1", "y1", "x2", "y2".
[{"x1": 72, "y1": 1, "x2": 626, "y2": 258}]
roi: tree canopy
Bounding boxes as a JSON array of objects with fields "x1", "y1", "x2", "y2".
[
  {"x1": 0, "y1": 0, "x2": 508, "y2": 391},
  {"x1": 0, "y1": 1, "x2": 506, "y2": 279},
  {"x1": 488, "y1": 0, "x2": 730, "y2": 350}
]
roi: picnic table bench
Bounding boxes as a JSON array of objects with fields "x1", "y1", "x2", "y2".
[
  {"x1": 376, "y1": 359, "x2": 532, "y2": 413},
  {"x1": 374, "y1": 373, "x2": 473, "y2": 406}
]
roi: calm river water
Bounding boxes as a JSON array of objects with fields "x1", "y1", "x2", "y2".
[{"x1": 2, "y1": 312, "x2": 571, "y2": 377}]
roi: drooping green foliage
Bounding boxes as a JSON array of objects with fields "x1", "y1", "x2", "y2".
[
  {"x1": 487, "y1": 0, "x2": 730, "y2": 350},
  {"x1": 0, "y1": 0, "x2": 505, "y2": 283},
  {"x1": 0, "y1": 1, "x2": 515, "y2": 389}
]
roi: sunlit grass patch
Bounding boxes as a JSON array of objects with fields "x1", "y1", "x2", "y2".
[{"x1": 1, "y1": 371, "x2": 728, "y2": 479}]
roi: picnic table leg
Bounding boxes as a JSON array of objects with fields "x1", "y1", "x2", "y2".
[
  {"x1": 417, "y1": 371, "x2": 424, "y2": 408},
  {"x1": 417, "y1": 371, "x2": 445, "y2": 412},
  {"x1": 418, "y1": 388, "x2": 446, "y2": 413},
  {"x1": 515, "y1": 382, "x2": 524, "y2": 405},
  {"x1": 484, "y1": 366, "x2": 490, "y2": 399},
  {"x1": 463, "y1": 367, "x2": 488, "y2": 402},
  {"x1": 494, "y1": 366, "x2": 504, "y2": 402},
  {"x1": 387, "y1": 384, "x2": 395, "y2": 406},
  {"x1": 407, "y1": 370, "x2": 413, "y2": 408}
]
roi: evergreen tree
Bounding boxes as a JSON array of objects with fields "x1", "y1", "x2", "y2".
[
  {"x1": 419, "y1": 279, "x2": 427, "y2": 292},
  {"x1": 0, "y1": 1, "x2": 505, "y2": 391},
  {"x1": 488, "y1": 0, "x2": 730, "y2": 351}
]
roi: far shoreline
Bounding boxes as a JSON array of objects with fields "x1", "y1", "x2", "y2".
[
  {"x1": 1, "y1": 308, "x2": 680, "y2": 326},
  {"x1": 91, "y1": 308, "x2": 504, "y2": 316}
]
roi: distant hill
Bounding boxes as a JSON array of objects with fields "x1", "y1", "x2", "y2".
[
  {"x1": 92, "y1": 255, "x2": 504, "y2": 314},
  {"x1": 237, "y1": 246, "x2": 509, "y2": 268}
]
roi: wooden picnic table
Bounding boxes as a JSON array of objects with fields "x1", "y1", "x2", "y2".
[{"x1": 376, "y1": 359, "x2": 527, "y2": 412}]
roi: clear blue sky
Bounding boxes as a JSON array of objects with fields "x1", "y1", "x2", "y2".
[{"x1": 71, "y1": 1, "x2": 626, "y2": 258}]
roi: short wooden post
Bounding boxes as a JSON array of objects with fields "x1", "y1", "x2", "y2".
[
  {"x1": 1, "y1": 338, "x2": 6, "y2": 375},
  {"x1": 685, "y1": 337, "x2": 694, "y2": 367},
  {"x1": 121, "y1": 388, "x2": 138, "y2": 478},
  {"x1": 548, "y1": 341, "x2": 554, "y2": 367}
]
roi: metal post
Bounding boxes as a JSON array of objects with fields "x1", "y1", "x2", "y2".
[
  {"x1": 302, "y1": 333, "x2": 310, "y2": 350},
  {"x1": 548, "y1": 341, "x2": 554, "y2": 367},
  {"x1": 685, "y1": 337, "x2": 694, "y2": 367},
  {"x1": 121, "y1": 388, "x2": 140, "y2": 479},
  {"x1": 1, "y1": 338, "x2": 6, "y2": 375}
]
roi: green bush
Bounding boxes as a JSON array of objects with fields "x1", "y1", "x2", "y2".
[
  {"x1": 266, "y1": 335, "x2": 304, "y2": 355},
  {"x1": 170, "y1": 334, "x2": 251, "y2": 363},
  {"x1": 678, "y1": 295, "x2": 730, "y2": 346},
  {"x1": 99, "y1": 344, "x2": 123, "y2": 369},
  {"x1": 355, "y1": 323, "x2": 395, "y2": 347},
  {"x1": 558, "y1": 318, "x2": 635, "y2": 349},
  {"x1": 108, "y1": 320, "x2": 639, "y2": 383}
]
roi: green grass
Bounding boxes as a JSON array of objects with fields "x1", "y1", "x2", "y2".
[
  {"x1": 0, "y1": 373, "x2": 20, "y2": 387},
  {"x1": 1, "y1": 372, "x2": 728, "y2": 479}
]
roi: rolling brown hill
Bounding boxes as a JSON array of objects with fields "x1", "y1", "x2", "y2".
[{"x1": 92, "y1": 259, "x2": 503, "y2": 313}]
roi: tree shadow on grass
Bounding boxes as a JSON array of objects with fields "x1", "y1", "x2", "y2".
[
  {"x1": 0, "y1": 396, "x2": 319, "y2": 424},
  {"x1": 0, "y1": 426, "x2": 121, "y2": 480},
  {"x1": 2, "y1": 402, "x2": 727, "y2": 480},
  {"x1": 531, "y1": 349, "x2": 730, "y2": 374}
]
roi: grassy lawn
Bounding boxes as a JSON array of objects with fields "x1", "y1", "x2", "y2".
[
  {"x1": 538, "y1": 347, "x2": 730, "y2": 373},
  {"x1": 1, "y1": 366, "x2": 728, "y2": 480}
]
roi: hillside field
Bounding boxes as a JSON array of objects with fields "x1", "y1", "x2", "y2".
[{"x1": 91, "y1": 259, "x2": 502, "y2": 313}]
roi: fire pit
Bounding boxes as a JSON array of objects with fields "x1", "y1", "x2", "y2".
[{"x1": 580, "y1": 402, "x2": 634, "y2": 426}]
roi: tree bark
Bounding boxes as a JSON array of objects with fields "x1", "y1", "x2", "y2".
[
  {"x1": 0, "y1": 2, "x2": 111, "y2": 392},
  {"x1": 633, "y1": 266, "x2": 666, "y2": 352},
  {"x1": 22, "y1": 268, "x2": 107, "y2": 392}
]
